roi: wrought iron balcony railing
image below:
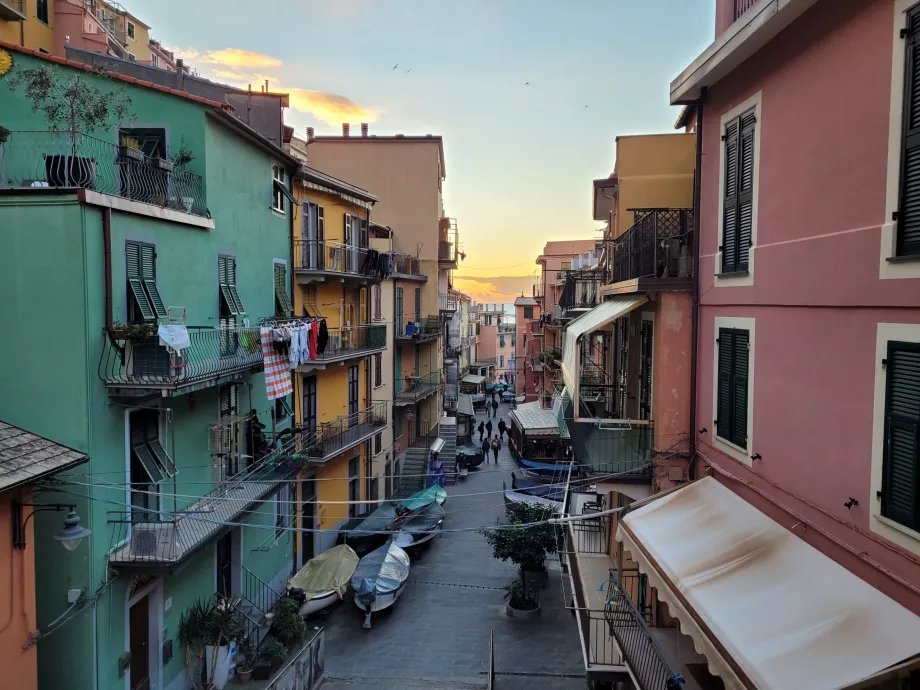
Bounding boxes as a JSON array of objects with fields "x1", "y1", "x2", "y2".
[
  {"x1": 294, "y1": 239, "x2": 379, "y2": 280},
  {"x1": 605, "y1": 588, "x2": 680, "y2": 689},
  {"x1": 439, "y1": 292, "x2": 458, "y2": 312},
  {"x1": 529, "y1": 319, "x2": 543, "y2": 336},
  {"x1": 0, "y1": 131, "x2": 207, "y2": 216},
  {"x1": 611, "y1": 209, "x2": 694, "y2": 284},
  {"x1": 302, "y1": 402, "x2": 387, "y2": 461},
  {"x1": 396, "y1": 314, "x2": 439, "y2": 340},
  {"x1": 392, "y1": 253, "x2": 424, "y2": 278},
  {"x1": 567, "y1": 421, "x2": 655, "y2": 479},
  {"x1": 307, "y1": 324, "x2": 386, "y2": 363},
  {"x1": 559, "y1": 270, "x2": 603, "y2": 311},
  {"x1": 395, "y1": 371, "x2": 441, "y2": 403},
  {"x1": 533, "y1": 282, "x2": 544, "y2": 298},
  {"x1": 99, "y1": 325, "x2": 263, "y2": 393},
  {"x1": 439, "y1": 218, "x2": 459, "y2": 264}
]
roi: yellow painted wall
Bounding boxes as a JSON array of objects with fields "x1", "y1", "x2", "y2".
[
  {"x1": 0, "y1": 1, "x2": 55, "y2": 51},
  {"x1": 121, "y1": 14, "x2": 150, "y2": 61},
  {"x1": 315, "y1": 448, "x2": 366, "y2": 529},
  {"x1": 613, "y1": 133, "x2": 696, "y2": 239}
]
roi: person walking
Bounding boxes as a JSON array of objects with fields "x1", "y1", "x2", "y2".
[
  {"x1": 491, "y1": 435, "x2": 500, "y2": 463},
  {"x1": 491, "y1": 390, "x2": 497, "y2": 407},
  {"x1": 481, "y1": 437, "x2": 490, "y2": 463},
  {"x1": 486, "y1": 419, "x2": 493, "y2": 439},
  {"x1": 478, "y1": 420, "x2": 485, "y2": 442},
  {"x1": 497, "y1": 418, "x2": 506, "y2": 440},
  {"x1": 485, "y1": 398, "x2": 492, "y2": 419}
]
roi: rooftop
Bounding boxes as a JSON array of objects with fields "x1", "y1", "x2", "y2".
[{"x1": 0, "y1": 422, "x2": 88, "y2": 493}]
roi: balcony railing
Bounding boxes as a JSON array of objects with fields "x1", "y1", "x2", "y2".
[
  {"x1": 0, "y1": 131, "x2": 207, "y2": 217},
  {"x1": 734, "y1": 0, "x2": 757, "y2": 20},
  {"x1": 395, "y1": 371, "x2": 441, "y2": 404},
  {"x1": 294, "y1": 239, "x2": 378, "y2": 280},
  {"x1": 439, "y1": 218, "x2": 459, "y2": 264},
  {"x1": 568, "y1": 421, "x2": 655, "y2": 479},
  {"x1": 439, "y1": 292, "x2": 458, "y2": 312},
  {"x1": 307, "y1": 324, "x2": 386, "y2": 363},
  {"x1": 559, "y1": 270, "x2": 603, "y2": 311},
  {"x1": 529, "y1": 320, "x2": 543, "y2": 336},
  {"x1": 392, "y1": 253, "x2": 424, "y2": 278},
  {"x1": 396, "y1": 314, "x2": 439, "y2": 341},
  {"x1": 533, "y1": 282, "x2": 544, "y2": 299},
  {"x1": 99, "y1": 325, "x2": 263, "y2": 393},
  {"x1": 605, "y1": 589, "x2": 680, "y2": 690},
  {"x1": 611, "y1": 209, "x2": 693, "y2": 284},
  {"x1": 303, "y1": 402, "x2": 387, "y2": 461},
  {"x1": 445, "y1": 344, "x2": 461, "y2": 360}
]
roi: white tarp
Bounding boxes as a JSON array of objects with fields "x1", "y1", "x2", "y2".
[
  {"x1": 617, "y1": 477, "x2": 920, "y2": 690},
  {"x1": 462, "y1": 374, "x2": 486, "y2": 385},
  {"x1": 561, "y1": 295, "x2": 647, "y2": 402}
]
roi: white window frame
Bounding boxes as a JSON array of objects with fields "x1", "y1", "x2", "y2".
[
  {"x1": 127, "y1": 20, "x2": 135, "y2": 39},
  {"x1": 127, "y1": 52, "x2": 136, "y2": 62},
  {"x1": 272, "y1": 163, "x2": 285, "y2": 214},
  {"x1": 715, "y1": 91, "x2": 762, "y2": 288},
  {"x1": 882, "y1": 0, "x2": 920, "y2": 279},
  {"x1": 870, "y1": 322, "x2": 920, "y2": 555},
  {"x1": 151, "y1": 52, "x2": 159, "y2": 68},
  {"x1": 711, "y1": 316, "x2": 755, "y2": 466}
]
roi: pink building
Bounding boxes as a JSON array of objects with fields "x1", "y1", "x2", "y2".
[
  {"x1": 513, "y1": 295, "x2": 540, "y2": 401},
  {"x1": 496, "y1": 325, "x2": 515, "y2": 382}
]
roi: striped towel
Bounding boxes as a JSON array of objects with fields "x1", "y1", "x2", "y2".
[{"x1": 261, "y1": 328, "x2": 293, "y2": 400}]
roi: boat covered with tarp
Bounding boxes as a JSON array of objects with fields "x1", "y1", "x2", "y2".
[
  {"x1": 352, "y1": 540, "x2": 411, "y2": 628},
  {"x1": 337, "y1": 486, "x2": 448, "y2": 556},
  {"x1": 456, "y1": 443, "x2": 485, "y2": 468},
  {"x1": 502, "y1": 482, "x2": 563, "y2": 513},
  {"x1": 511, "y1": 471, "x2": 566, "y2": 501},
  {"x1": 398, "y1": 484, "x2": 447, "y2": 512},
  {"x1": 394, "y1": 501, "x2": 445, "y2": 552},
  {"x1": 285, "y1": 544, "x2": 359, "y2": 616}
]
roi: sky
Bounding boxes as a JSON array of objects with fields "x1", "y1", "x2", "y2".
[{"x1": 126, "y1": 0, "x2": 714, "y2": 298}]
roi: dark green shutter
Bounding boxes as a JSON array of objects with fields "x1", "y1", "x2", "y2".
[
  {"x1": 126, "y1": 242, "x2": 155, "y2": 321},
  {"x1": 414, "y1": 288, "x2": 421, "y2": 322},
  {"x1": 274, "y1": 263, "x2": 292, "y2": 315},
  {"x1": 882, "y1": 343, "x2": 920, "y2": 530},
  {"x1": 130, "y1": 411, "x2": 163, "y2": 484},
  {"x1": 226, "y1": 257, "x2": 245, "y2": 314},
  {"x1": 139, "y1": 244, "x2": 167, "y2": 318},
  {"x1": 737, "y1": 111, "x2": 755, "y2": 272},
  {"x1": 721, "y1": 120, "x2": 740, "y2": 273},
  {"x1": 731, "y1": 330, "x2": 749, "y2": 448},
  {"x1": 639, "y1": 319, "x2": 653, "y2": 421},
  {"x1": 146, "y1": 418, "x2": 176, "y2": 477},
  {"x1": 716, "y1": 329, "x2": 735, "y2": 444},
  {"x1": 899, "y1": 8, "x2": 920, "y2": 256},
  {"x1": 218, "y1": 256, "x2": 241, "y2": 316}
]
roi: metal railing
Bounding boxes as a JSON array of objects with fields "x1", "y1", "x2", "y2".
[
  {"x1": 605, "y1": 589, "x2": 680, "y2": 690},
  {"x1": 313, "y1": 324, "x2": 386, "y2": 360},
  {"x1": 439, "y1": 292, "x2": 458, "y2": 312},
  {"x1": 559, "y1": 270, "x2": 603, "y2": 311},
  {"x1": 0, "y1": 0, "x2": 25, "y2": 17},
  {"x1": 445, "y1": 344, "x2": 461, "y2": 359},
  {"x1": 392, "y1": 252, "x2": 423, "y2": 277},
  {"x1": 571, "y1": 512, "x2": 610, "y2": 555},
  {"x1": 612, "y1": 209, "x2": 694, "y2": 284},
  {"x1": 99, "y1": 325, "x2": 263, "y2": 391},
  {"x1": 395, "y1": 314, "x2": 439, "y2": 340},
  {"x1": 241, "y1": 565, "x2": 282, "y2": 621},
  {"x1": 439, "y1": 218, "x2": 459, "y2": 263},
  {"x1": 734, "y1": 0, "x2": 757, "y2": 20},
  {"x1": 0, "y1": 131, "x2": 207, "y2": 216},
  {"x1": 533, "y1": 282, "x2": 544, "y2": 298},
  {"x1": 529, "y1": 320, "x2": 543, "y2": 336},
  {"x1": 294, "y1": 239, "x2": 378, "y2": 278},
  {"x1": 304, "y1": 402, "x2": 387, "y2": 460},
  {"x1": 568, "y1": 422, "x2": 655, "y2": 479},
  {"x1": 396, "y1": 371, "x2": 441, "y2": 403}
]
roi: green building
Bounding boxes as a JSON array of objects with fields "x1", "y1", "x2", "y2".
[{"x1": 0, "y1": 46, "x2": 302, "y2": 690}]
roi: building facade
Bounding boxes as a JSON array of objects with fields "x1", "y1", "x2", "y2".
[{"x1": 513, "y1": 296, "x2": 540, "y2": 401}]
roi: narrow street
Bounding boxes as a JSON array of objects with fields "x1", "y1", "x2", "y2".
[{"x1": 320, "y1": 400, "x2": 586, "y2": 689}]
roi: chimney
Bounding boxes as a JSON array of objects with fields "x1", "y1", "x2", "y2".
[
  {"x1": 360, "y1": 123, "x2": 369, "y2": 137},
  {"x1": 306, "y1": 127, "x2": 314, "y2": 141},
  {"x1": 342, "y1": 123, "x2": 350, "y2": 137},
  {"x1": 264, "y1": 79, "x2": 269, "y2": 93},
  {"x1": 175, "y1": 59, "x2": 184, "y2": 89}
]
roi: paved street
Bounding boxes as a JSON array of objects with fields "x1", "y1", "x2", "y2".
[{"x1": 319, "y1": 401, "x2": 586, "y2": 689}]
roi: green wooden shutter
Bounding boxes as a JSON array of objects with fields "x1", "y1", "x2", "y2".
[
  {"x1": 414, "y1": 287, "x2": 421, "y2": 322},
  {"x1": 737, "y1": 110, "x2": 756, "y2": 272},
  {"x1": 716, "y1": 328, "x2": 734, "y2": 443},
  {"x1": 722, "y1": 120, "x2": 740, "y2": 273},
  {"x1": 130, "y1": 411, "x2": 163, "y2": 484},
  {"x1": 126, "y1": 242, "x2": 155, "y2": 321},
  {"x1": 226, "y1": 256, "x2": 245, "y2": 314},
  {"x1": 899, "y1": 8, "x2": 920, "y2": 256},
  {"x1": 146, "y1": 417, "x2": 176, "y2": 478},
  {"x1": 882, "y1": 343, "x2": 920, "y2": 530},
  {"x1": 731, "y1": 329, "x2": 749, "y2": 448},
  {"x1": 639, "y1": 319, "x2": 653, "y2": 421},
  {"x1": 218, "y1": 256, "x2": 241, "y2": 316},
  {"x1": 139, "y1": 243, "x2": 167, "y2": 318},
  {"x1": 274, "y1": 263, "x2": 293, "y2": 316}
]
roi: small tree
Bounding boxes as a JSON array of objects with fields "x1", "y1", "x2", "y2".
[{"x1": 482, "y1": 502, "x2": 558, "y2": 575}]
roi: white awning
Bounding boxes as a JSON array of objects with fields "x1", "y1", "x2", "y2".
[
  {"x1": 562, "y1": 295, "x2": 647, "y2": 402},
  {"x1": 509, "y1": 407, "x2": 560, "y2": 436},
  {"x1": 617, "y1": 477, "x2": 920, "y2": 690},
  {"x1": 461, "y1": 374, "x2": 486, "y2": 385}
]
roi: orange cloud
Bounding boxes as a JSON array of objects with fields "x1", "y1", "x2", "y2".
[
  {"x1": 203, "y1": 48, "x2": 282, "y2": 69},
  {"x1": 281, "y1": 88, "x2": 377, "y2": 126}
]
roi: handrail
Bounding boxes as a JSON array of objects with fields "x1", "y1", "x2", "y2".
[
  {"x1": 293, "y1": 239, "x2": 376, "y2": 277},
  {"x1": 241, "y1": 564, "x2": 282, "y2": 618},
  {"x1": 611, "y1": 209, "x2": 694, "y2": 284}
]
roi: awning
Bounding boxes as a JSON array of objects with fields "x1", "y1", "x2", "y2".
[
  {"x1": 509, "y1": 407, "x2": 561, "y2": 437},
  {"x1": 562, "y1": 295, "x2": 647, "y2": 402},
  {"x1": 462, "y1": 374, "x2": 486, "y2": 385},
  {"x1": 617, "y1": 477, "x2": 920, "y2": 690},
  {"x1": 457, "y1": 394, "x2": 475, "y2": 417}
]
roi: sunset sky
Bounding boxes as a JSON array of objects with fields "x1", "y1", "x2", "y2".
[{"x1": 127, "y1": 0, "x2": 713, "y2": 299}]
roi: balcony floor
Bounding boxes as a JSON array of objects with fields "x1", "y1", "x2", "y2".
[
  {"x1": 296, "y1": 344, "x2": 386, "y2": 371},
  {"x1": 311, "y1": 421, "x2": 386, "y2": 462},
  {"x1": 394, "y1": 384, "x2": 440, "y2": 406},
  {"x1": 601, "y1": 277, "x2": 693, "y2": 296},
  {"x1": 294, "y1": 268, "x2": 381, "y2": 286}
]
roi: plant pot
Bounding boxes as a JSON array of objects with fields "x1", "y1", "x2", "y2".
[
  {"x1": 155, "y1": 157, "x2": 174, "y2": 171},
  {"x1": 118, "y1": 145, "x2": 145, "y2": 163},
  {"x1": 236, "y1": 667, "x2": 253, "y2": 683},
  {"x1": 505, "y1": 601, "x2": 541, "y2": 619},
  {"x1": 252, "y1": 659, "x2": 272, "y2": 682},
  {"x1": 205, "y1": 644, "x2": 232, "y2": 690},
  {"x1": 44, "y1": 154, "x2": 68, "y2": 186}
]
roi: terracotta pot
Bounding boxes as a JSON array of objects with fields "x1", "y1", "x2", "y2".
[
  {"x1": 505, "y1": 602, "x2": 541, "y2": 619},
  {"x1": 237, "y1": 667, "x2": 253, "y2": 683}
]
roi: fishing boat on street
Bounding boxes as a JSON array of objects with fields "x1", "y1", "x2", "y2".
[{"x1": 352, "y1": 540, "x2": 411, "y2": 629}]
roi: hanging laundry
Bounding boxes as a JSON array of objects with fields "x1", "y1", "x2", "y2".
[
  {"x1": 317, "y1": 320, "x2": 328, "y2": 354},
  {"x1": 309, "y1": 321, "x2": 318, "y2": 359},
  {"x1": 157, "y1": 324, "x2": 190, "y2": 352},
  {"x1": 261, "y1": 327, "x2": 293, "y2": 400}
]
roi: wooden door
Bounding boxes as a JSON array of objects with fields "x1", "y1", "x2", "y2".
[{"x1": 129, "y1": 596, "x2": 151, "y2": 690}]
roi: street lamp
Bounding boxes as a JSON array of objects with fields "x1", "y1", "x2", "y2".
[{"x1": 12, "y1": 502, "x2": 92, "y2": 551}]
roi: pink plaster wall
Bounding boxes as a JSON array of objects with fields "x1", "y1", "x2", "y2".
[
  {"x1": 652, "y1": 292, "x2": 692, "y2": 450},
  {"x1": 514, "y1": 303, "x2": 540, "y2": 398},
  {"x1": 478, "y1": 325, "x2": 497, "y2": 360},
  {"x1": 696, "y1": 0, "x2": 920, "y2": 613}
]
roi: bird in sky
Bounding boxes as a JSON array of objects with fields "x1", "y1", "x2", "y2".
[
  {"x1": 525, "y1": 82, "x2": 530, "y2": 85},
  {"x1": 406, "y1": 68, "x2": 412, "y2": 73},
  {"x1": 584, "y1": 104, "x2": 589, "y2": 108},
  {"x1": 392, "y1": 63, "x2": 398, "y2": 70}
]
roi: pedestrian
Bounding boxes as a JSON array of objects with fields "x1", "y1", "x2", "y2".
[
  {"x1": 481, "y1": 437, "x2": 490, "y2": 462},
  {"x1": 498, "y1": 418, "x2": 506, "y2": 440},
  {"x1": 486, "y1": 419, "x2": 493, "y2": 439},
  {"x1": 485, "y1": 399, "x2": 493, "y2": 418},
  {"x1": 491, "y1": 436, "x2": 500, "y2": 463},
  {"x1": 491, "y1": 390, "x2": 497, "y2": 406},
  {"x1": 478, "y1": 420, "x2": 485, "y2": 442}
]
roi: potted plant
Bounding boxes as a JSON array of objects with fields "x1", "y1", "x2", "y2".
[
  {"x1": 117, "y1": 134, "x2": 145, "y2": 163},
  {"x1": 178, "y1": 599, "x2": 214, "y2": 690},
  {"x1": 204, "y1": 597, "x2": 243, "y2": 690},
  {"x1": 253, "y1": 638, "x2": 288, "y2": 680},
  {"x1": 269, "y1": 597, "x2": 307, "y2": 648},
  {"x1": 0, "y1": 125, "x2": 9, "y2": 143},
  {"x1": 7, "y1": 64, "x2": 133, "y2": 188},
  {"x1": 503, "y1": 580, "x2": 541, "y2": 618},
  {"x1": 110, "y1": 321, "x2": 157, "y2": 342},
  {"x1": 171, "y1": 137, "x2": 196, "y2": 212},
  {"x1": 235, "y1": 637, "x2": 256, "y2": 683}
]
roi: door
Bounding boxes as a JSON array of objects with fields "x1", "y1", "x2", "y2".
[
  {"x1": 348, "y1": 365, "x2": 359, "y2": 418},
  {"x1": 129, "y1": 596, "x2": 151, "y2": 690},
  {"x1": 395, "y1": 348, "x2": 402, "y2": 395},
  {"x1": 216, "y1": 531, "x2": 233, "y2": 598},
  {"x1": 302, "y1": 376, "x2": 317, "y2": 436},
  {"x1": 395, "y1": 287, "x2": 404, "y2": 336},
  {"x1": 414, "y1": 287, "x2": 421, "y2": 323},
  {"x1": 299, "y1": 477, "x2": 316, "y2": 568}
]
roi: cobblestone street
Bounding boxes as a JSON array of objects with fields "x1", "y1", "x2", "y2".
[{"x1": 319, "y1": 402, "x2": 586, "y2": 689}]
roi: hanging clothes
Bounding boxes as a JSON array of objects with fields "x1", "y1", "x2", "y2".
[
  {"x1": 261, "y1": 327, "x2": 293, "y2": 400},
  {"x1": 317, "y1": 320, "x2": 328, "y2": 354},
  {"x1": 308, "y1": 321, "x2": 318, "y2": 360}
]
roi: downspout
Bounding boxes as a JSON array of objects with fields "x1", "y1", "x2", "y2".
[
  {"x1": 103, "y1": 207, "x2": 113, "y2": 330},
  {"x1": 688, "y1": 90, "x2": 706, "y2": 481}
]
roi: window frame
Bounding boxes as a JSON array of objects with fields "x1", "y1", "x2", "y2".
[
  {"x1": 126, "y1": 240, "x2": 166, "y2": 323},
  {"x1": 710, "y1": 316, "x2": 755, "y2": 466},
  {"x1": 127, "y1": 20, "x2": 136, "y2": 39},
  {"x1": 373, "y1": 285, "x2": 382, "y2": 321},
  {"x1": 523, "y1": 307, "x2": 533, "y2": 319},
  {"x1": 36, "y1": 0, "x2": 49, "y2": 24},
  {"x1": 273, "y1": 259, "x2": 293, "y2": 316},
  {"x1": 272, "y1": 163, "x2": 286, "y2": 214},
  {"x1": 881, "y1": 340, "x2": 920, "y2": 532},
  {"x1": 374, "y1": 352, "x2": 383, "y2": 388}
]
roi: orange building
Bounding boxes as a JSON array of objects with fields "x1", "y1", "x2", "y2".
[{"x1": 0, "y1": 422, "x2": 88, "y2": 690}]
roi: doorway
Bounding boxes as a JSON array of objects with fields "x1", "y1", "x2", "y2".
[
  {"x1": 215, "y1": 528, "x2": 241, "y2": 599},
  {"x1": 129, "y1": 596, "x2": 151, "y2": 690}
]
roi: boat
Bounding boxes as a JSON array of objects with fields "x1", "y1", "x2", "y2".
[
  {"x1": 352, "y1": 540, "x2": 411, "y2": 629},
  {"x1": 511, "y1": 471, "x2": 566, "y2": 502},
  {"x1": 395, "y1": 501, "x2": 445, "y2": 554},
  {"x1": 335, "y1": 503, "x2": 398, "y2": 556},
  {"x1": 285, "y1": 544, "x2": 359, "y2": 617},
  {"x1": 503, "y1": 482, "x2": 563, "y2": 513},
  {"x1": 516, "y1": 456, "x2": 576, "y2": 480},
  {"x1": 398, "y1": 484, "x2": 447, "y2": 512},
  {"x1": 456, "y1": 443, "x2": 485, "y2": 468}
]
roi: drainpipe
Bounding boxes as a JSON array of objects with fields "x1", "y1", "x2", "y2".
[
  {"x1": 688, "y1": 89, "x2": 706, "y2": 481},
  {"x1": 103, "y1": 207, "x2": 113, "y2": 331}
]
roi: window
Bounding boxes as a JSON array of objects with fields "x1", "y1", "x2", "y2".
[
  {"x1": 348, "y1": 456, "x2": 360, "y2": 518},
  {"x1": 374, "y1": 432, "x2": 382, "y2": 455},
  {"x1": 300, "y1": 202, "x2": 326, "y2": 270},
  {"x1": 129, "y1": 409, "x2": 175, "y2": 521},
  {"x1": 898, "y1": 6, "x2": 920, "y2": 257},
  {"x1": 881, "y1": 342, "x2": 920, "y2": 532},
  {"x1": 275, "y1": 485, "x2": 289, "y2": 538},
  {"x1": 414, "y1": 345, "x2": 420, "y2": 376},
  {"x1": 274, "y1": 261, "x2": 292, "y2": 316},
  {"x1": 272, "y1": 164, "x2": 285, "y2": 213},
  {"x1": 274, "y1": 394, "x2": 293, "y2": 424},
  {"x1": 127, "y1": 52, "x2": 136, "y2": 62},
  {"x1": 373, "y1": 285, "x2": 382, "y2": 321},
  {"x1": 721, "y1": 108, "x2": 756, "y2": 274},
  {"x1": 126, "y1": 241, "x2": 166, "y2": 323},
  {"x1": 218, "y1": 255, "x2": 245, "y2": 316},
  {"x1": 218, "y1": 384, "x2": 247, "y2": 478},
  {"x1": 36, "y1": 0, "x2": 48, "y2": 24},
  {"x1": 414, "y1": 287, "x2": 421, "y2": 322},
  {"x1": 151, "y1": 53, "x2": 159, "y2": 68},
  {"x1": 127, "y1": 20, "x2": 135, "y2": 39},
  {"x1": 500, "y1": 335, "x2": 505, "y2": 348},
  {"x1": 523, "y1": 307, "x2": 533, "y2": 319},
  {"x1": 716, "y1": 327, "x2": 750, "y2": 450},
  {"x1": 374, "y1": 353, "x2": 383, "y2": 387},
  {"x1": 384, "y1": 459, "x2": 392, "y2": 500},
  {"x1": 348, "y1": 365, "x2": 359, "y2": 417},
  {"x1": 639, "y1": 318, "x2": 654, "y2": 421},
  {"x1": 561, "y1": 262, "x2": 571, "y2": 271},
  {"x1": 500, "y1": 355, "x2": 504, "y2": 368}
]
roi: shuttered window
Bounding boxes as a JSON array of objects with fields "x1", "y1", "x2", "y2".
[
  {"x1": 716, "y1": 328, "x2": 749, "y2": 449},
  {"x1": 881, "y1": 342, "x2": 920, "y2": 531},
  {"x1": 274, "y1": 262, "x2": 292, "y2": 316},
  {"x1": 414, "y1": 287, "x2": 421, "y2": 322},
  {"x1": 374, "y1": 352, "x2": 383, "y2": 387},
  {"x1": 126, "y1": 241, "x2": 166, "y2": 323},
  {"x1": 129, "y1": 409, "x2": 175, "y2": 485},
  {"x1": 899, "y1": 7, "x2": 920, "y2": 256},
  {"x1": 373, "y1": 285, "x2": 382, "y2": 321},
  {"x1": 639, "y1": 319, "x2": 654, "y2": 421},
  {"x1": 218, "y1": 255, "x2": 245, "y2": 315},
  {"x1": 721, "y1": 109, "x2": 755, "y2": 273}
]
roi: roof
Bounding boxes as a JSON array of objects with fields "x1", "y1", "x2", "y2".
[
  {"x1": 674, "y1": 104, "x2": 696, "y2": 130},
  {"x1": 0, "y1": 41, "x2": 233, "y2": 112},
  {"x1": 514, "y1": 297, "x2": 538, "y2": 306},
  {"x1": 457, "y1": 394, "x2": 475, "y2": 417},
  {"x1": 295, "y1": 166, "x2": 379, "y2": 203},
  {"x1": 509, "y1": 407, "x2": 560, "y2": 437},
  {"x1": 462, "y1": 374, "x2": 486, "y2": 385},
  {"x1": 0, "y1": 422, "x2": 88, "y2": 492},
  {"x1": 618, "y1": 476, "x2": 920, "y2": 689},
  {"x1": 308, "y1": 134, "x2": 446, "y2": 181}
]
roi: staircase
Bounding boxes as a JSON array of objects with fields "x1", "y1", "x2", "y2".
[
  {"x1": 439, "y1": 417, "x2": 458, "y2": 485},
  {"x1": 396, "y1": 446, "x2": 429, "y2": 497},
  {"x1": 235, "y1": 566, "x2": 284, "y2": 647}
]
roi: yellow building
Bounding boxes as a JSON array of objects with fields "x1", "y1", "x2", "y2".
[
  {"x1": 0, "y1": 0, "x2": 54, "y2": 52},
  {"x1": 289, "y1": 165, "x2": 390, "y2": 562}
]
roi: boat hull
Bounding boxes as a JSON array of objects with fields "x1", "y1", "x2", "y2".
[
  {"x1": 353, "y1": 581, "x2": 407, "y2": 613},
  {"x1": 298, "y1": 589, "x2": 340, "y2": 617}
]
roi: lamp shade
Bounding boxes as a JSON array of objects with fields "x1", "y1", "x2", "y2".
[{"x1": 54, "y1": 511, "x2": 91, "y2": 551}]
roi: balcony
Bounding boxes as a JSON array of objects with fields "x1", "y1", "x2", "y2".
[
  {"x1": 558, "y1": 270, "x2": 603, "y2": 316},
  {"x1": 297, "y1": 324, "x2": 385, "y2": 371},
  {"x1": 444, "y1": 343, "x2": 461, "y2": 361},
  {"x1": 391, "y1": 253, "x2": 427, "y2": 281},
  {"x1": 395, "y1": 371, "x2": 441, "y2": 406},
  {"x1": 0, "y1": 131, "x2": 207, "y2": 216},
  {"x1": 395, "y1": 314, "x2": 439, "y2": 342},
  {"x1": 533, "y1": 282, "x2": 544, "y2": 300},
  {"x1": 439, "y1": 292, "x2": 458, "y2": 312},
  {"x1": 528, "y1": 319, "x2": 543, "y2": 337},
  {"x1": 302, "y1": 402, "x2": 387, "y2": 462},
  {"x1": 734, "y1": 0, "x2": 757, "y2": 20},
  {"x1": 99, "y1": 325, "x2": 263, "y2": 397},
  {"x1": 470, "y1": 356, "x2": 496, "y2": 369},
  {"x1": 609, "y1": 209, "x2": 694, "y2": 294},
  {"x1": 566, "y1": 419, "x2": 654, "y2": 480},
  {"x1": 0, "y1": 0, "x2": 25, "y2": 20},
  {"x1": 294, "y1": 239, "x2": 382, "y2": 285},
  {"x1": 438, "y1": 217, "x2": 460, "y2": 268}
]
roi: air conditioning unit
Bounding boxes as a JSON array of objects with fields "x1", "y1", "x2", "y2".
[{"x1": 129, "y1": 523, "x2": 179, "y2": 560}]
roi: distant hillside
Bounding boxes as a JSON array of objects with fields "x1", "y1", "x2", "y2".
[{"x1": 453, "y1": 275, "x2": 538, "y2": 303}]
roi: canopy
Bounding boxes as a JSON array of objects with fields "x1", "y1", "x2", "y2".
[
  {"x1": 562, "y1": 295, "x2": 647, "y2": 402},
  {"x1": 510, "y1": 407, "x2": 562, "y2": 436},
  {"x1": 288, "y1": 544, "x2": 359, "y2": 598},
  {"x1": 457, "y1": 394, "x2": 475, "y2": 417},
  {"x1": 351, "y1": 541, "x2": 410, "y2": 606},
  {"x1": 462, "y1": 374, "x2": 486, "y2": 385},
  {"x1": 398, "y1": 485, "x2": 447, "y2": 512},
  {"x1": 617, "y1": 477, "x2": 920, "y2": 690}
]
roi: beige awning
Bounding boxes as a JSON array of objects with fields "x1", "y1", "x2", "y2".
[
  {"x1": 617, "y1": 477, "x2": 920, "y2": 690},
  {"x1": 562, "y1": 295, "x2": 647, "y2": 403},
  {"x1": 509, "y1": 407, "x2": 560, "y2": 437},
  {"x1": 462, "y1": 374, "x2": 486, "y2": 385}
]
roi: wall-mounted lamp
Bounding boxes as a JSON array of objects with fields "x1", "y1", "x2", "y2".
[
  {"x1": 751, "y1": 453, "x2": 762, "y2": 462},
  {"x1": 12, "y1": 502, "x2": 92, "y2": 551}
]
